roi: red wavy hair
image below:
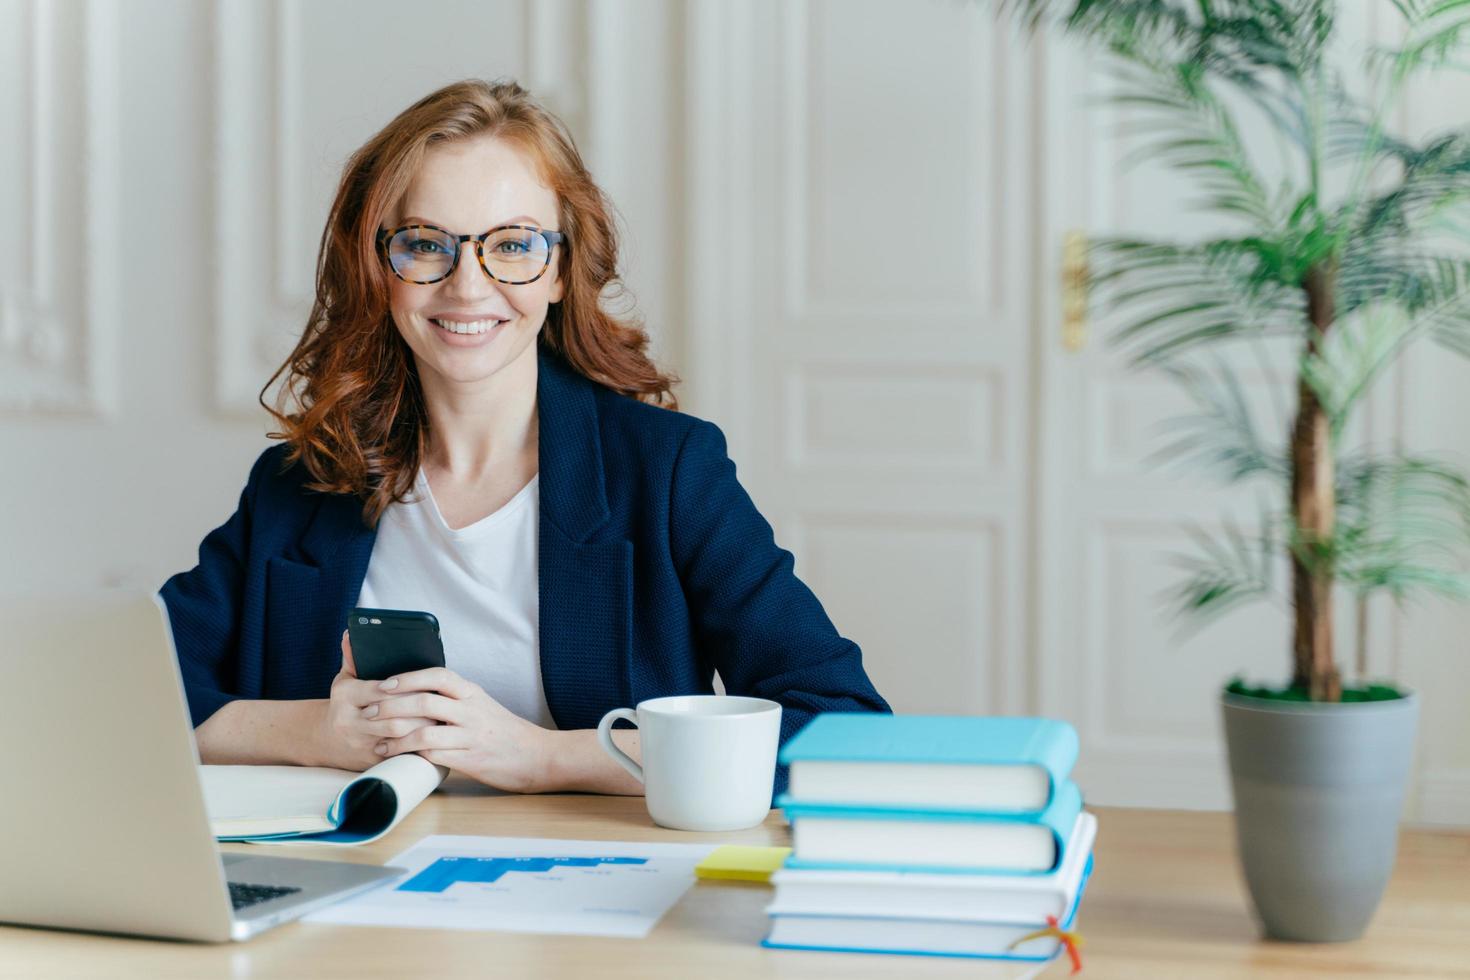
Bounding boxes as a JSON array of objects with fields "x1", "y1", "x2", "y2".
[{"x1": 260, "y1": 78, "x2": 678, "y2": 527}]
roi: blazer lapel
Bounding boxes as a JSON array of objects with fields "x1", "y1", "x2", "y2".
[
  {"x1": 299, "y1": 490, "x2": 378, "y2": 578},
  {"x1": 537, "y1": 348, "x2": 634, "y2": 730},
  {"x1": 279, "y1": 489, "x2": 377, "y2": 693}
]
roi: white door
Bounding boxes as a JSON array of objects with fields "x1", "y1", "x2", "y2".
[{"x1": 684, "y1": 0, "x2": 1035, "y2": 717}]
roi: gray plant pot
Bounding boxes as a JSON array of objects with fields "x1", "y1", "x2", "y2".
[{"x1": 1220, "y1": 689, "x2": 1419, "y2": 942}]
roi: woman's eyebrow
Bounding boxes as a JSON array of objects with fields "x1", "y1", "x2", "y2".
[{"x1": 400, "y1": 214, "x2": 546, "y2": 228}]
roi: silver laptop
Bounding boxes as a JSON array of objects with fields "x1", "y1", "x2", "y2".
[{"x1": 0, "y1": 592, "x2": 401, "y2": 942}]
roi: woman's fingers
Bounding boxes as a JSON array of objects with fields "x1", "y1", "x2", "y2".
[
  {"x1": 378, "y1": 721, "x2": 465, "y2": 757},
  {"x1": 339, "y1": 629, "x2": 357, "y2": 678},
  {"x1": 377, "y1": 666, "x2": 478, "y2": 700},
  {"x1": 367, "y1": 692, "x2": 460, "y2": 724},
  {"x1": 322, "y1": 633, "x2": 450, "y2": 768},
  {"x1": 360, "y1": 715, "x2": 436, "y2": 739},
  {"x1": 331, "y1": 674, "x2": 389, "y2": 708},
  {"x1": 416, "y1": 748, "x2": 467, "y2": 769}
]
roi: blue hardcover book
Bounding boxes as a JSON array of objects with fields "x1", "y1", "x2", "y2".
[
  {"x1": 762, "y1": 853, "x2": 1093, "y2": 961},
  {"x1": 781, "y1": 781, "x2": 1083, "y2": 875},
  {"x1": 777, "y1": 714, "x2": 1078, "y2": 814}
]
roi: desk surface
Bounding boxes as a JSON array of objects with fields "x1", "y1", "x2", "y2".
[{"x1": 6, "y1": 788, "x2": 1468, "y2": 980}]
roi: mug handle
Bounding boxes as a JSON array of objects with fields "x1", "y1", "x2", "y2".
[{"x1": 596, "y1": 707, "x2": 644, "y2": 784}]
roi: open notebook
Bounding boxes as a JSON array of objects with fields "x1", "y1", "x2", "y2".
[{"x1": 201, "y1": 755, "x2": 446, "y2": 846}]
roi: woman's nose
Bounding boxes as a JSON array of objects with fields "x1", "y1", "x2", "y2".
[{"x1": 444, "y1": 240, "x2": 501, "y2": 299}]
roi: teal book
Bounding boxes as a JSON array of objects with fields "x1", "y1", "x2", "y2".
[
  {"x1": 777, "y1": 714, "x2": 1079, "y2": 814},
  {"x1": 781, "y1": 781, "x2": 1084, "y2": 875}
]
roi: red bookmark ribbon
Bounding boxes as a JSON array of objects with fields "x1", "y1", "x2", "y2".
[{"x1": 1008, "y1": 914, "x2": 1084, "y2": 974}]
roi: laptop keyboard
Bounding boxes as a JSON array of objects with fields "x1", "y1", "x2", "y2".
[{"x1": 229, "y1": 882, "x2": 302, "y2": 911}]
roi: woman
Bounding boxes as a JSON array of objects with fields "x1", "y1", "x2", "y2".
[{"x1": 161, "y1": 79, "x2": 888, "y2": 798}]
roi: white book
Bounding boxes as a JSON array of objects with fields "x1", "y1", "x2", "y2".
[
  {"x1": 768, "y1": 811, "x2": 1096, "y2": 923},
  {"x1": 763, "y1": 911, "x2": 1078, "y2": 961},
  {"x1": 783, "y1": 780, "x2": 1081, "y2": 874},
  {"x1": 791, "y1": 816, "x2": 1057, "y2": 873},
  {"x1": 201, "y1": 754, "x2": 445, "y2": 846}
]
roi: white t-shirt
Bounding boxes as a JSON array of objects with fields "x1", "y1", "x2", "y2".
[{"x1": 354, "y1": 469, "x2": 554, "y2": 729}]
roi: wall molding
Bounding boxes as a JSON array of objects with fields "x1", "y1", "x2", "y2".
[
  {"x1": 1, "y1": 0, "x2": 119, "y2": 416},
  {"x1": 781, "y1": 361, "x2": 1005, "y2": 474},
  {"x1": 682, "y1": 0, "x2": 754, "y2": 443},
  {"x1": 212, "y1": 0, "x2": 289, "y2": 417}
]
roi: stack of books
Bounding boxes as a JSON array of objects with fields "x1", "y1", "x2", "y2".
[{"x1": 763, "y1": 714, "x2": 1093, "y2": 970}]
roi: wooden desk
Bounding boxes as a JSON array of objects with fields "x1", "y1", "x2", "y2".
[{"x1": 5, "y1": 791, "x2": 1468, "y2": 979}]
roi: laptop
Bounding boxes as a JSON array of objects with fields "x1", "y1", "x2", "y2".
[{"x1": 0, "y1": 592, "x2": 401, "y2": 941}]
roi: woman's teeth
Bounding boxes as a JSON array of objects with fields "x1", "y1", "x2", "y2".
[{"x1": 432, "y1": 318, "x2": 504, "y2": 334}]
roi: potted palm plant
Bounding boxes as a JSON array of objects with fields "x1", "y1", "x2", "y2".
[{"x1": 1003, "y1": 0, "x2": 1470, "y2": 942}]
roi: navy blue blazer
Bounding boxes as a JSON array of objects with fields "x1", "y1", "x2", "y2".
[{"x1": 160, "y1": 346, "x2": 889, "y2": 796}]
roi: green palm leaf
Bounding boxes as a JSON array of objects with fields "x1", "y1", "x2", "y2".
[
  {"x1": 1167, "y1": 515, "x2": 1281, "y2": 627},
  {"x1": 1379, "y1": 0, "x2": 1470, "y2": 81},
  {"x1": 1106, "y1": 58, "x2": 1278, "y2": 224},
  {"x1": 1334, "y1": 453, "x2": 1470, "y2": 599},
  {"x1": 1150, "y1": 361, "x2": 1290, "y2": 483},
  {"x1": 1299, "y1": 254, "x2": 1470, "y2": 437},
  {"x1": 1356, "y1": 131, "x2": 1470, "y2": 238},
  {"x1": 1091, "y1": 238, "x2": 1306, "y2": 363}
]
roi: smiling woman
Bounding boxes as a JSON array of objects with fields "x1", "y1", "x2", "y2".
[
  {"x1": 158, "y1": 78, "x2": 889, "y2": 800},
  {"x1": 382, "y1": 142, "x2": 565, "y2": 405}
]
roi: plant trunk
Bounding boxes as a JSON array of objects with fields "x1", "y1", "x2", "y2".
[
  {"x1": 1355, "y1": 595, "x2": 1369, "y2": 684},
  {"x1": 1291, "y1": 263, "x2": 1342, "y2": 702}
]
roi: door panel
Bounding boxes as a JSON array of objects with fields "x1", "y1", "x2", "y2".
[{"x1": 685, "y1": 0, "x2": 1033, "y2": 717}]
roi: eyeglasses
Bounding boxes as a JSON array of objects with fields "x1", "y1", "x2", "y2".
[{"x1": 377, "y1": 223, "x2": 567, "y2": 285}]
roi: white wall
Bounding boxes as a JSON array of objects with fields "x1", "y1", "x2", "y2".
[
  {"x1": 0, "y1": 0, "x2": 684, "y2": 599},
  {"x1": 3, "y1": 0, "x2": 1466, "y2": 825},
  {"x1": 2, "y1": 0, "x2": 268, "y2": 598}
]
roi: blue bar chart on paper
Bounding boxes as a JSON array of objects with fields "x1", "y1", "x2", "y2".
[
  {"x1": 305, "y1": 836, "x2": 716, "y2": 937},
  {"x1": 399, "y1": 856, "x2": 650, "y2": 892}
]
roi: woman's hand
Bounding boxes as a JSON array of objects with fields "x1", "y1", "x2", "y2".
[
  {"x1": 318, "y1": 630, "x2": 436, "y2": 771},
  {"x1": 369, "y1": 667, "x2": 555, "y2": 793}
]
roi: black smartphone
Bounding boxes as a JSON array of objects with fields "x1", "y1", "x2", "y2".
[{"x1": 347, "y1": 607, "x2": 446, "y2": 681}]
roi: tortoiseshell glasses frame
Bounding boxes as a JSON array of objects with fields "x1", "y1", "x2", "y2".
[{"x1": 376, "y1": 223, "x2": 568, "y2": 285}]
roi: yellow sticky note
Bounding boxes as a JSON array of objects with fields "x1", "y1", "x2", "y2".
[{"x1": 695, "y1": 845, "x2": 792, "y2": 883}]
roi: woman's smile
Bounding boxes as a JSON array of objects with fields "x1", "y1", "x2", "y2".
[{"x1": 428, "y1": 313, "x2": 511, "y2": 347}]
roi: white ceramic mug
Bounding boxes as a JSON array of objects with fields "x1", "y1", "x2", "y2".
[{"x1": 596, "y1": 695, "x2": 782, "y2": 832}]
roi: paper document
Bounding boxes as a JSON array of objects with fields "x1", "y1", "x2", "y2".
[{"x1": 305, "y1": 835, "x2": 717, "y2": 937}]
